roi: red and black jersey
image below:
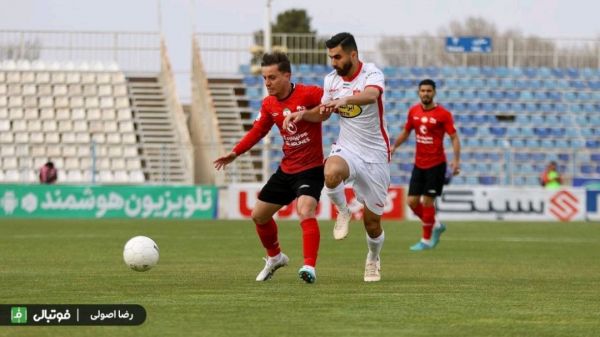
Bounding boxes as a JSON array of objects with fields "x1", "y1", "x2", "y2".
[
  {"x1": 233, "y1": 83, "x2": 324, "y2": 174},
  {"x1": 404, "y1": 104, "x2": 456, "y2": 169}
]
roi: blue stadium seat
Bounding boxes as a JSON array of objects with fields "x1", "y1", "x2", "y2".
[
  {"x1": 496, "y1": 67, "x2": 509, "y2": 77},
  {"x1": 239, "y1": 64, "x2": 251, "y2": 75},
  {"x1": 482, "y1": 102, "x2": 495, "y2": 113},
  {"x1": 511, "y1": 139, "x2": 525, "y2": 147},
  {"x1": 571, "y1": 139, "x2": 585, "y2": 148},
  {"x1": 479, "y1": 176, "x2": 497, "y2": 185},
  {"x1": 586, "y1": 140, "x2": 600, "y2": 149},
  {"x1": 541, "y1": 139, "x2": 554, "y2": 148},
  {"x1": 472, "y1": 78, "x2": 485, "y2": 88},
  {"x1": 591, "y1": 154, "x2": 600, "y2": 163},
  {"x1": 567, "y1": 68, "x2": 579, "y2": 78},
  {"x1": 539, "y1": 67, "x2": 553, "y2": 78},
  {"x1": 506, "y1": 127, "x2": 520, "y2": 137},
  {"x1": 441, "y1": 66, "x2": 456, "y2": 77},
  {"x1": 510, "y1": 67, "x2": 524, "y2": 77},
  {"x1": 523, "y1": 67, "x2": 538, "y2": 78},
  {"x1": 526, "y1": 139, "x2": 540, "y2": 148},
  {"x1": 555, "y1": 139, "x2": 569, "y2": 148},
  {"x1": 489, "y1": 127, "x2": 507, "y2": 137},
  {"x1": 526, "y1": 103, "x2": 538, "y2": 114},
  {"x1": 533, "y1": 91, "x2": 547, "y2": 100},
  {"x1": 312, "y1": 64, "x2": 327, "y2": 75},
  {"x1": 491, "y1": 91, "x2": 505, "y2": 100},
  {"x1": 542, "y1": 79, "x2": 557, "y2": 90},
  {"x1": 550, "y1": 128, "x2": 566, "y2": 137},
  {"x1": 249, "y1": 100, "x2": 262, "y2": 111},
  {"x1": 481, "y1": 138, "x2": 497, "y2": 148},
  {"x1": 514, "y1": 152, "x2": 530, "y2": 161},
  {"x1": 481, "y1": 67, "x2": 495, "y2": 77},
  {"x1": 505, "y1": 91, "x2": 519, "y2": 101},
  {"x1": 244, "y1": 76, "x2": 260, "y2": 87},
  {"x1": 298, "y1": 64, "x2": 311, "y2": 74},
  {"x1": 467, "y1": 67, "x2": 480, "y2": 77},
  {"x1": 569, "y1": 80, "x2": 585, "y2": 90},
  {"x1": 397, "y1": 67, "x2": 411, "y2": 77},
  {"x1": 500, "y1": 78, "x2": 514, "y2": 89},
  {"x1": 520, "y1": 91, "x2": 533, "y2": 101},
  {"x1": 467, "y1": 102, "x2": 480, "y2": 113},
  {"x1": 471, "y1": 114, "x2": 487, "y2": 124},
  {"x1": 462, "y1": 90, "x2": 476, "y2": 100},
  {"x1": 589, "y1": 81, "x2": 600, "y2": 90},
  {"x1": 551, "y1": 68, "x2": 565, "y2": 78},
  {"x1": 383, "y1": 66, "x2": 397, "y2": 78},
  {"x1": 534, "y1": 127, "x2": 549, "y2": 137},
  {"x1": 581, "y1": 165, "x2": 594, "y2": 174},
  {"x1": 547, "y1": 91, "x2": 561, "y2": 101}
]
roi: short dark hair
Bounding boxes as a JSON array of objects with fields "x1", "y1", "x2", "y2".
[
  {"x1": 325, "y1": 32, "x2": 358, "y2": 52},
  {"x1": 261, "y1": 52, "x2": 291, "y2": 73},
  {"x1": 419, "y1": 78, "x2": 436, "y2": 90}
]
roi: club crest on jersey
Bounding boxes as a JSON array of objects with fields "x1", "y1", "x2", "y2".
[
  {"x1": 421, "y1": 116, "x2": 428, "y2": 123},
  {"x1": 420, "y1": 125, "x2": 428, "y2": 134},
  {"x1": 338, "y1": 104, "x2": 363, "y2": 118},
  {"x1": 286, "y1": 121, "x2": 298, "y2": 135}
]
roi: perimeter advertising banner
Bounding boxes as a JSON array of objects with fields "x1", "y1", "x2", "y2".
[
  {"x1": 0, "y1": 184, "x2": 217, "y2": 219},
  {"x1": 227, "y1": 183, "x2": 405, "y2": 220},
  {"x1": 406, "y1": 186, "x2": 586, "y2": 222},
  {"x1": 586, "y1": 190, "x2": 600, "y2": 221}
]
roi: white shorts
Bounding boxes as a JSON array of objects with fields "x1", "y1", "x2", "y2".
[{"x1": 328, "y1": 143, "x2": 390, "y2": 215}]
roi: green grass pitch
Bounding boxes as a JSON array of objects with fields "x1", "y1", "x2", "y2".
[{"x1": 0, "y1": 219, "x2": 599, "y2": 337}]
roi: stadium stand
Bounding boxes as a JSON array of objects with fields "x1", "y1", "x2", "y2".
[
  {"x1": 0, "y1": 57, "x2": 192, "y2": 184},
  {"x1": 240, "y1": 65, "x2": 600, "y2": 186}
]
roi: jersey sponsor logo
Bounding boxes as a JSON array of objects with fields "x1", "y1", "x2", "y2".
[
  {"x1": 429, "y1": 117, "x2": 437, "y2": 124},
  {"x1": 338, "y1": 104, "x2": 363, "y2": 118},
  {"x1": 299, "y1": 184, "x2": 311, "y2": 189},
  {"x1": 421, "y1": 116, "x2": 428, "y2": 123},
  {"x1": 419, "y1": 125, "x2": 428, "y2": 134}
]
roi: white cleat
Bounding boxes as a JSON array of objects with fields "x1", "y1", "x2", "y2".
[
  {"x1": 256, "y1": 253, "x2": 289, "y2": 281},
  {"x1": 364, "y1": 257, "x2": 381, "y2": 282},
  {"x1": 333, "y1": 208, "x2": 352, "y2": 240}
]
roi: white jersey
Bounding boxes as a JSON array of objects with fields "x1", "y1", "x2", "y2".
[{"x1": 322, "y1": 62, "x2": 390, "y2": 163}]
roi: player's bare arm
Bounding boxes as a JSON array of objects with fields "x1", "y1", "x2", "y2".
[
  {"x1": 323, "y1": 86, "x2": 380, "y2": 111},
  {"x1": 391, "y1": 129, "x2": 411, "y2": 156},
  {"x1": 449, "y1": 132, "x2": 461, "y2": 175},
  {"x1": 213, "y1": 151, "x2": 238, "y2": 170},
  {"x1": 282, "y1": 105, "x2": 330, "y2": 130}
]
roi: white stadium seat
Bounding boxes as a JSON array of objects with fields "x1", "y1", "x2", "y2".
[
  {"x1": 1, "y1": 145, "x2": 15, "y2": 156},
  {"x1": 7, "y1": 72, "x2": 21, "y2": 83},
  {"x1": 9, "y1": 96, "x2": 23, "y2": 107},
  {"x1": 0, "y1": 108, "x2": 7, "y2": 119},
  {"x1": 71, "y1": 108, "x2": 85, "y2": 120},
  {"x1": 15, "y1": 132, "x2": 29, "y2": 143},
  {"x1": 85, "y1": 97, "x2": 99, "y2": 108},
  {"x1": 81, "y1": 73, "x2": 95, "y2": 84},
  {"x1": 65, "y1": 157, "x2": 79, "y2": 170},
  {"x1": 66, "y1": 72, "x2": 81, "y2": 84},
  {"x1": 83, "y1": 84, "x2": 97, "y2": 95},
  {"x1": 101, "y1": 109, "x2": 116, "y2": 120},
  {"x1": 38, "y1": 84, "x2": 52, "y2": 95},
  {"x1": 61, "y1": 132, "x2": 76, "y2": 143},
  {"x1": 53, "y1": 84, "x2": 68, "y2": 96},
  {"x1": 21, "y1": 72, "x2": 35, "y2": 83},
  {"x1": 130, "y1": 170, "x2": 145, "y2": 183},
  {"x1": 114, "y1": 170, "x2": 129, "y2": 182},
  {"x1": 24, "y1": 108, "x2": 39, "y2": 120},
  {"x1": 115, "y1": 97, "x2": 129, "y2": 108},
  {"x1": 76, "y1": 132, "x2": 90, "y2": 143},
  {"x1": 42, "y1": 120, "x2": 57, "y2": 132},
  {"x1": 3, "y1": 157, "x2": 18, "y2": 169},
  {"x1": 98, "y1": 84, "x2": 112, "y2": 96},
  {"x1": 87, "y1": 108, "x2": 101, "y2": 121},
  {"x1": 0, "y1": 120, "x2": 9, "y2": 131},
  {"x1": 23, "y1": 84, "x2": 37, "y2": 95},
  {"x1": 77, "y1": 145, "x2": 91, "y2": 157},
  {"x1": 36, "y1": 72, "x2": 50, "y2": 83},
  {"x1": 104, "y1": 121, "x2": 118, "y2": 132},
  {"x1": 119, "y1": 121, "x2": 134, "y2": 132},
  {"x1": 23, "y1": 97, "x2": 38, "y2": 108},
  {"x1": 100, "y1": 97, "x2": 114, "y2": 108},
  {"x1": 62, "y1": 146, "x2": 77, "y2": 157},
  {"x1": 107, "y1": 133, "x2": 121, "y2": 144},
  {"x1": 66, "y1": 170, "x2": 83, "y2": 183},
  {"x1": 73, "y1": 120, "x2": 88, "y2": 132},
  {"x1": 112, "y1": 158, "x2": 126, "y2": 170},
  {"x1": 126, "y1": 159, "x2": 142, "y2": 170},
  {"x1": 47, "y1": 145, "x2": 61, "y2": 157},
  {"x1": 117, "y1": 108, "x2": 132, "y2": 121},
  {"x1": 55, "y1": 96, "x2": 69, "y2": 108},
  {"x1": 31, "y1": 146, "x2": 46, "y2": 157},
  {"x1": 30, "y1": 132, "x2": 44, "y2": 143},
  {"x1": 0, "y1": 132, "x2": 14, "y2": 143},
  {"x1": 12, "y1": 120, "x2": 27, "y2": 131},
  {"x1": 99, "y1": 170, "x2": 114, "y2": 183},
  {"x1": 70, "y1": 96, "x2": 84, "y2": 108},
  {"x1": 68, "y1": 84, "x2": 83, "y2": 95},
  {"x1": 108, "y1": 146, "x2": 123, "y2": 157},
  {"x1": 8, "y1": 84, "x2": 22, "y2": 95},
  {"x1": 122, "y1": 133, "x2": 136, "y2": 144},
  {"x1": 4, "y1": 170, "x2": 20, "y2": 182},
  {"x1": 0, "y1": 84, "x2": 6, "y2": 95},
  {"x1": 27, "y1": 120, "x2": 42, "y2": 132},
  {"x1": 55, "y1": 108, "x2": 70, "y2": 120},
  {"x1": 51, "y1": 72, "x2": 66, "y2": 83},
  {"x1": 114, "y1": 85, "x2": 127, "y2": 96},
  {"x1": 91, "y1": 133, "x2": 106, "y2": 144},
  {"x1": 39, "y1": 96, "x2": 53, "y2": 108},
  {"x1": 123, "y1": 146, "x2": 138, "y2": 157},
  {"x1": 58, "y1": 120, "x2": 73, "y2": 132},
  {"x1": 45, "y1": 132, "x2": 60, "y2": 144},
  {"x1": 96, "y1": 73, "x2": 110, "y2": 84}
]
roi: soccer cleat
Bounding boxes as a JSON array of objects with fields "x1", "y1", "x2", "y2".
[
  {"x1": 364, "y1": 257, "x2": 381, "y2": 282},
  {"x1": 298, "y1": 265, "x2": 316, "y2": 284},
  {"x1": 255, "y1": 253, "x2": 289, "y2": 281},
  {"x1": 431, "y1": 223, "x2": 447, "y2": 247},
  {"x1": 409, "y1": 241, "x2": 433, "y2": 251},
  {"x1": 333, "y1": 208, "x2": 352, "y2": 240}
]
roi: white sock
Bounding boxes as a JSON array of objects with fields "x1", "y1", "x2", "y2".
[
  {"x1": 268, "y1": 253, "x2": 281, "y2": 263},
  {"x1": 325, "y1": 183, "x2": 348, "y2": 212},
  {"x1": 421, "y1": 238, "x2": 432, "y2": 245},
  {"x1": 366, "y1": 231, "x2": 385, "y2": 262},
  {"x1": 434, "y1": 219, "x2": 442, "y2": 229}
]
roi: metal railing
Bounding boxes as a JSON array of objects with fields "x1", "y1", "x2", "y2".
[
  {"x1": 195, "y1": 32, "x2": 600, "y2": 75},
  {"x1": 0, "y1": 30, "x2": 161, "y2": 72}
]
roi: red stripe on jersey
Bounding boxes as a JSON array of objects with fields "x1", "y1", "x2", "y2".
[
  {"x1": 342, "y1": 62, "x2": 363, "y2": 82},
  {"x1": 377, "y1": 95, "x2": 391, "y2": 162},
  {"x1": 365, "y1": 84, "x2": 384, "y2": 93}
]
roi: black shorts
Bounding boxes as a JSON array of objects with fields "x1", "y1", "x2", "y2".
[
  {"x1": 408, "y1": 162, "x2": 447, "y2": 197},
  {"x1": 258, "y1": 165, "x2": 325, "y2": 205}
]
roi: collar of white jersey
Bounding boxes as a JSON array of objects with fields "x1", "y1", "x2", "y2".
[{"x1": 342, "y1": 62, "x2": 363, "y2": 82}]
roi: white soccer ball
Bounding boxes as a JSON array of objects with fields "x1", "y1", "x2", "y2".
[{"x1": 123, "y1": 236, "x2": 159, "y2": 272}]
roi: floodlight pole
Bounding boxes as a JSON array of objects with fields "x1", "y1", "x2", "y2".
[{"x1": 261, "y1": 0, "x2": 273, "y2": 183}]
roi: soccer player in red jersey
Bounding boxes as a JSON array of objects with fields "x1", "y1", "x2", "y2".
[
  {"x1": 214, "y1": 52, "x2": 325, "y2": 283},
  {"x1": 391, "y1": 79, "x2": 461, "y2": 251}
]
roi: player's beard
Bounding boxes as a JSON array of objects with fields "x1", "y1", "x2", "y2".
[
  {"x1": 334, "y1": 61, "x2": 352, "y2": 76},
  {"x1": 420, "y1": 96, "x2": 433, "y2": 105}
]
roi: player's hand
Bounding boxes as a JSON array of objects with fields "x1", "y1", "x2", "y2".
[
  {"x1": 390, "y1": 144, "x2": 399, "y2": 156},
  {"x1": 451, "y1": 160, "x2": 461, "y2": 175},
  {"x1": 282, "y1": 111, "x2": 303, "y2": 131},
  {"x1": 213, "y1": 152, "x2": 237, "y2": 170},
  {"x1": 322, "y1": 97, "x2": 347, "y2": 112}
]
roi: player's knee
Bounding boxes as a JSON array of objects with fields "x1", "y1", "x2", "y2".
[
  {"x1": 251, "y1": 210, "x2": 270, "y2": 225},
  {"x1": 324, "y1": 172, "x2": 342, "y2": 188},
  {"x1": 297, "y1": 207, "x2": 316, "y2": 221},
  {"x1": 407, "y1": 197, "x2": 420, "y2": 210}
]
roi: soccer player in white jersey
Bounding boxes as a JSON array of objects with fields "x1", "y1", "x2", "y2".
[{"x1": 285, "y1": 32, "x2": 390, "y2": 282}]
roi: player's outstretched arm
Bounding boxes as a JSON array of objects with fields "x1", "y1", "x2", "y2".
[
  {"x1": 282, "y1": 105, "x2": 329, "y2": 130},
  {"x1": 213, "y1": 151, "x2": 237, "y2": 170},
  {"x1": 449, "y1": 133, "x2": 461, "y2": 175},
  {"x1": 323, "y1": 87, "x2": 381, "y2": 111},
  {"x1": 391, "y1": 129, "x2": 410, "y2": 156}
]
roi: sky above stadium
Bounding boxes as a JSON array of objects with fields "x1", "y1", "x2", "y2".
[{"x1": 2, "y1": 0, "x2": 598, "y2": 100}]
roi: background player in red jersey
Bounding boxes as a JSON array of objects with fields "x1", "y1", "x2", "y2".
[
  {"x1": 214, "y1": 52, "x2": 324, "y2": 283},
  {"x1": 391, "y1": 79, "x2": 461, "y2": 251}
]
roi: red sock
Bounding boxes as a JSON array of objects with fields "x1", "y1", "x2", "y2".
[
  {"x1": 300, "y1": 218, "x2": 320, "y2": 267},
  {"x1": 410, "y1": 203, "x2": 424, "y2": 220},
  {"x1": 255, "y1": 218, "x2": 281, "y2": 257},
  {"x1": 421, "y1": 205, "x2": 436, "y2": 240}
]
